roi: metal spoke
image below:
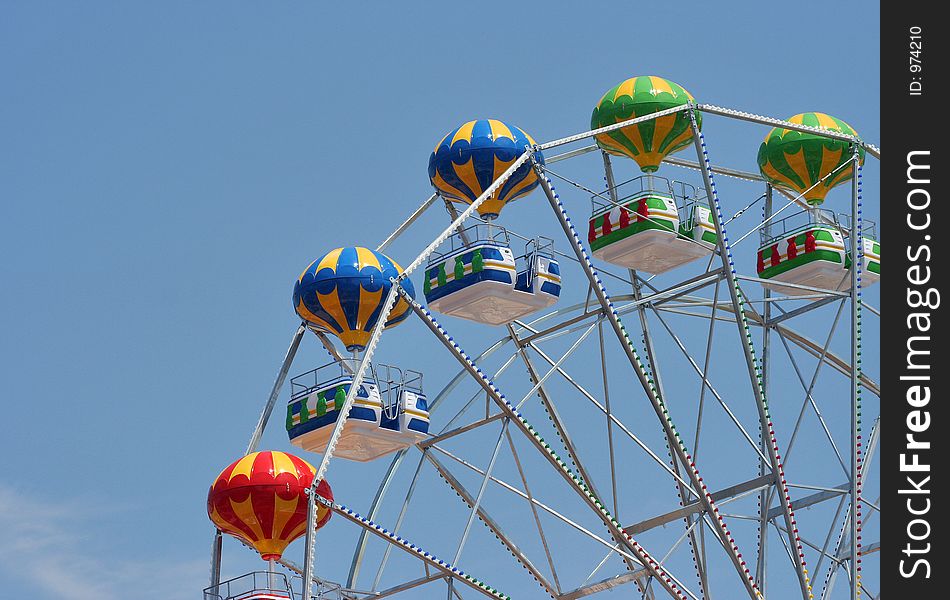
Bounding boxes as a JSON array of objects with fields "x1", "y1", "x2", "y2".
[
  {"x1": 504, "y1": 429, "x2": 562, "y2": 594},
  {"x1": 774, "y1": 324, "x2": 850, "y2": 477}
]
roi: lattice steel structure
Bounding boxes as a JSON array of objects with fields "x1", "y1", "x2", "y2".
[{"x1": 211, "y1": 104, "x2": 880, "y2": 600}]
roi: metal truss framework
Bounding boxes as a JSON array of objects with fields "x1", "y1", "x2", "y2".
[{"x1": 211, "y1": 105, "x2": 880, "y2": 600}]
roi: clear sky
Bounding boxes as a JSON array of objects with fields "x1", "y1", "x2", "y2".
[{"x1": 1, "y1": 2, "x2": 879, "y2": 599}]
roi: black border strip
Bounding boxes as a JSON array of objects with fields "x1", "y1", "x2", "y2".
[{"x1": 881, "y1": 2, "x2": 944, "y2": 595}]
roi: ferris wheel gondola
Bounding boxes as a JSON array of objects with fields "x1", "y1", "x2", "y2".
[
  {"x1": 424, "y1": 119, "x2": 562, "y2": 325},
  {"x1": 755, "y1": 113, "x2": 880, "y2": 296}
]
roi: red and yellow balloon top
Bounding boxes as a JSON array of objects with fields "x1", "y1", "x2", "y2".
[{"x1": 207, "y1": 451, "x2": 332, "y2": 561}]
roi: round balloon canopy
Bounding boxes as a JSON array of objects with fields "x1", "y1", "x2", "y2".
[
  {"x1": 293, "y1": 247, "x2": 415, "y2": 352},
  {"x1": 591, "y1": 76, "x2": 700, "y2": 173},
  {"x1": 428, "y1": 119, "x2": 544, "y2": 220},
  {"x1": 207, "y1": 451, "x2": 333, "y2": 561},
  {"x1": 757, "y1": 112, "x2": 864, "y2": 205}
]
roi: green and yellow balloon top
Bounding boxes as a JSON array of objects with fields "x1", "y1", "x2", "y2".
[
  {"x1": 591, "y1": 76, "x2": 700, "y2": 173},
  {"x1": 757, "y1": 112, "x2": 865, "y2": 205}
]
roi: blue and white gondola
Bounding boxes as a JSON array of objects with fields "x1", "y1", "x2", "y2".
[
  {"x1": 286, "y1": 365, "x2": 429, "y2": 462},
  {"x1": 424, "y1": 232, "x2": 560, "y2": 326}
]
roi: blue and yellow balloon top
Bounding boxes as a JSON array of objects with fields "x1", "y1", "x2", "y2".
[
  {"x1": 293, "y1": 247, "x2": 415, "y2": 352},
  {"x1": 428, "y1": 119, "x2": 544, "y2": 220}
]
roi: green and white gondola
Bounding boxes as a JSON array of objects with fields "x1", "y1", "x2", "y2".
[
  {"x1": 756, "y1": 211, "x2": 880, "y2": 296},
  {"x1": 588, "y1": 176, "x2": 717, "y2": 274},
  {"x1": 844, "y1": 219, "x2": 881, "y2": 289}
]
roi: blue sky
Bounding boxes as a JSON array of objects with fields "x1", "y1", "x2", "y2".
[{"x1": 1, "y1": 3, "x2": 879, "y2": 599}]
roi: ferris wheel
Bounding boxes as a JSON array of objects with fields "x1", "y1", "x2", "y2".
[{"x1": 204, "y1": 75, "x2": 881, "y2": 600}]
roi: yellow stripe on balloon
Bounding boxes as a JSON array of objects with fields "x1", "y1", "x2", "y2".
[
  {"x1": 783, "y1": 148, "x2": 814, "y2": 193},
  {"x1": 270, "y1": 494, "x2": 300, "y2": 543},
  {"x1": 317, "y1": 288, "x2": 349, "y2": 334},
  {"x1": 451, "y1": 120, "x2": 477, "y2": 146},
  {"x1": 433, "y1": 130, "x2": 452, "y2": 154},
  {"x1": 814, "y1": 112, "x2": 839, "y2": 131},
  {"x1": 491, "y1": 154, "x2": 516, "y2": 188},
  {"x1": 827, "y1": 164, "x2": 853, "y2": 190},
  {"x1": 837, "y1": 118, "x2": 856, "y2": 136},
  {"x1": 651, "y1": 113, "x2": 677, "y2": 152},
  {"x1": 779, "y1": 113, "x2": 805, "y2": 137},
  {"x1": 339, "y1": 329, "x2": 370, "y2": 350},
  {"x1": 230, "y1": 453, "x2": 259, "y2": 482},
  {"x1": 615, "y1": 77, "x2": 636, "y2": 99},
  {"x1": 477, "y1": 199, "x2": 506, "y2": 217},
  {"x1": 270, "y1": 451, "x2": 298, "y2": 477},
  {"x1": 524, "y1": 131, "x2": 537, "y2": 146},
  {"x1": 308, "y1": 248, "x2": 343, "y2": 281},
  {"x1": 284, "y1": 521, "x2": 307, "y2": 544},
  {"x1": 504, "y1": 172, "x2": 539, "y2": 202},
  {"x1": 230, "y1": 495, "x2": 267, "y2": 542},
  {"x1": 818, "y1": 145, "x2": 844, "y2": 187},
  {"x1": 386, "y1": 298, "x2": 410, "y2": 323},
  {"x1": 760, "y1": 160, "x2": 801, "y2": 192},
  {"x1": 452, "y1": 158, "x2": 484, "y2": 201},
  {"x1": 634, "y1": 152, "x2": 666, "y2": 170},
  {"x1": 209, "y1": 505, "x2": 234, "y2": 537},
  {"x1": 595, "y1": 133, "x2": 630, "y2": 156},
  {"x1": 356, "y1": 287, "x2": 382, "y2": 332},
  {"x1": 431, "y1": 170, "x2": 472, "y2": 202},
  {"x1": 295, "y1": 299, "x2": 337, "y2": 333},
  {"x1": 488, "y1": 119, "x2": 514, "y2": 142},
  {"x1": 648, "y1": 76, "x2": 675, "y2": 97},
  {"x1": 355, "y1": 246, "x2": 381, "y2": 271},
  {"x1": 620, "y1": 122, "x2": 647, "y2": 160}
]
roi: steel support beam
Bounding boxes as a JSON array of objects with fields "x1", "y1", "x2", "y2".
[
  {"x1": 402, "y1": 292, "x2": 697, "y2": 600},
  {"x1": 324, "y1": 498, "x2": 508, "y2": 599},
  {"x1": 625, "y1": 474, "x2": 775, "y2": 536},
  {"x1": 695, "y1": 104, "x2": 880, "y2": 158},
  {"x1": 757, "y1": 184, "x2": 773, "y2": 594},
  {"x1": 508, "y1": 324, "x2": 603, "y2": 498},
  {"x1": 607, "y1": 144, "x2": 710, "y2": 599},
  {"x1": 419, "y1": 413, "x2": 507, "y2": 448},
  {"x1": 209, "y1": 529, "x2": 223, "y2": 589},
  {"x1": 559, "y1": 570, "x2": 647, "y2": 600},
  {"x1": 536, "y1": 161, "x2": 760, "y2": 599},
  {"x1": 425, "y1": 451, "x2": 559, "y2": 597},
  {"x1": 377, "y1": 192, "x2": 439, "y2": 252},
  {"x1": 349, "y1": 337, "x2": 513, "y2": 587},
  {"x1": 848, "y1": 151, "x2": 863, "y2": 600},
  {"x1": 371, "y1": 574, "x2": 445, "y2": 599},
  {"x1": 689, "y1": 113, "x2": 810, "y2": 600},
  {"x1": 245, "y1": 321, "x2": 307, "y2": 455},
  {"x1": 765, "y1": 295, "x2": 841, "y2": 326}
]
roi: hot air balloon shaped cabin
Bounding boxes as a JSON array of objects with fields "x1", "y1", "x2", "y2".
[
  {"x1": 756, "y1": 113, "x2": 880, "y2": 296},
  {"x1": 588, "y1": 175, "x2": 717, "y2": 274},
  {"x1": 206, "y1": 451, "x2": 333, "y2": 600},
  {"x1": 290, "y1": 247, "x2": 430, "y2": 460},
  {"x1": 588, "y1": 76, "x2": 719, "y2": 273},
  {"x1": 425, "y1": 119, "x2": 561, "y2": 325}
]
